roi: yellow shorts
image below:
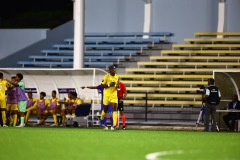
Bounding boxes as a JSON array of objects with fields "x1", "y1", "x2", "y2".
[
  {"x1": 103, "y1": 94, "x2": 118, "y2": 106},
  {"x1": 0, "y1": 99, "x2": 6, "y2": 109},
  {"x1": 7, "y1": 104, "x2": 18, "y2": 111}
]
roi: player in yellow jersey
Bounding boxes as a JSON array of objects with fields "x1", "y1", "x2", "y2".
[
  {"x1": 6, "y1": 76, "x2": 18, "y2": 127},
  {"x1": 24, "y1": 92, "x2": 38, "y2": 125},
  {"x1": 0, "y1": 72, "x2": 8, "y2": 127},
  {"x1": 48, "y1": 90, "x2": 60, "y2": 126},
  {"x1": 100, "y1": 65, "x2": 119, "y2": 130}
]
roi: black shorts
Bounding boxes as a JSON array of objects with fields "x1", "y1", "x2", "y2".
[{"x1": 118, "y1": 99, "x2": 124, "y2": 111}]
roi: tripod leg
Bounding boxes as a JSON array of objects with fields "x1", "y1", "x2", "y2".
[{"x1": 195, "y1": 110, "x2": 203, "y2": 131}]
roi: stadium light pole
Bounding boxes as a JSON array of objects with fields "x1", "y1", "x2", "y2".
[
  {"x1": 217, "y1": 0, "x2": 227, "y2": 38},
  {"x1": 73, "y1": 0, "x2": 85, "y2": 69},
  {"x1": 143, "y1": 0, "x2": 152, "y2": 39}
]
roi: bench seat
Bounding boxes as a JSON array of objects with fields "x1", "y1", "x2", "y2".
[
  {"x1": 17, "y1": 61, "x2": 114, "y2": 68},
  {"x1": 124, "y1": 100, "x2": 202, "y2": 105}
]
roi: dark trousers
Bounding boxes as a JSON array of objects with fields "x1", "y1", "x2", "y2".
[
  {"x1": 204, "y1": 104, "x2": 217, "y2": 131},
  {"x1": 223, "y1": 113, "x2": 239, "y2": 130}
]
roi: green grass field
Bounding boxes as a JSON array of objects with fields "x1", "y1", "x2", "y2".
[{"x1": 0, "y1": 127, "x2": 239, "y2": 160}]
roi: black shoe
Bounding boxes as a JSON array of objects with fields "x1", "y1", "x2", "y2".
[{"x1": 113, "y1": 126, "x2": 119, "y2": 130}]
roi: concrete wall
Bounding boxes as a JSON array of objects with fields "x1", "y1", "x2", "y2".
[
  {"x1": 0, "y1": 21, "x2": 74, "y2": 67},
  {"x1": 0, "y1": 0, "x2": 239, "y2": 63},
  {"x1": 0, "y1": 29, "x2": 48, "y2": 59},
  {"x1": 85, "y1": 0, "x2": 240, "y2": 43}
]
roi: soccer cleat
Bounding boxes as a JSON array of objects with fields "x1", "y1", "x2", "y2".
[
  {"x1": 50, "y1": 123, "x2": 57, "y2": 127},
  {"x1": 98, "y1": 120, "x2": 103, "y2": 126},
  {"x1": 112, "y1": 126, "x2": 118, "y2": 131},
  {"x1": 110, "y1": 126, "x2": 114, "y2": 130},
  {"x1": 103, "y1": 126, "x2": 108, "y2": 130},
  {"x1": 16, "y1": 124, "x2": 24, "y2": 127},
  {"x1": 122, "y1": 126, "x2": 126, "y2": 130},
  {"x1": 3, "y1": 124, "x2": 8, "y2": 127}
]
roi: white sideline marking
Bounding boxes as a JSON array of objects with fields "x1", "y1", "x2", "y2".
[{"x1": 145, "y1": 150, "x2": 184, "y2": 160}]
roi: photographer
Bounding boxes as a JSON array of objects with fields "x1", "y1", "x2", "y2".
[{"x1": 203, "y1": 78, "x2": 221, "y2": 132}]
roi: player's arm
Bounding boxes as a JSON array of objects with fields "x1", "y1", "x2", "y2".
[
  {"x1": 5, "y1": 79, "x2": 19, "y2": 87},
  {"x1": 123, "y1": 86, "x2": 127, "y2": 99},
  {"x1": 81, "y1": 86, "x2": 98, "y2": 89},
  {"x1": 45, "y1": 99, "x2": 50, "y2": 108},
  {"x1": 101, "y1": 74, "x2": 111, "y2": 88},
  {"x1": 76, "y1": 98, "x2": 82, "y2": 105}
]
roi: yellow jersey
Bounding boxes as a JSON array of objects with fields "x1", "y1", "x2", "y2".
[
  {"x1": 0, "y1": 79, "x2": 8, "y2": 100},
  {"x1": 101, "y1": 73, "x2": 119, "y2": 96}
]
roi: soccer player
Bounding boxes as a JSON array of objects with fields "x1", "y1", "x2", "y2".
[
  {"x1": 35, "y1": 92, "x2": 50, "y2": 125},
  {"x1": 81, "y1": 85, "x2": 113, "y2": 130},
  {"x1": 117, "y1": 81, "x2": 127, "y2": 130},
  {"x1": 6, "y1": 76, "x2": 18, "y2": 127},
  {"x1": 5, "y1": 73, "x2": 28, "y2": 127},
  {"x1": 0, "y1": 72, "x2": 8, "y2": 127},
  {"x1": 48, "y1": 90, "x2": 60, "y2": 126},
  {"x1": 24, "y1": 92, "x2": 38, "y2": 125},
  {"x1": 100, "y1": 65, "x2": 119, "y2": 130}
]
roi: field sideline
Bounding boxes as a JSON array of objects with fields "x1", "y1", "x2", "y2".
[{"x1": 0, "y1": 127, "x2": 239, "y2": 160}]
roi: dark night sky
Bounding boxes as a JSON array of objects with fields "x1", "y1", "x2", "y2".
[{"x1": 0, "y1": 0, "x2": 73, "y2": 28}]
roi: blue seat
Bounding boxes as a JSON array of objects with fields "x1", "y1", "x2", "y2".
[
  {"x1": 84, "y1": 32, "x2": 173, "y2": 37},
  {"x1": 85, "y1": 56, "x2": 125, "y2": 60},
  {"x1": 64, "y1": 37, "x2": 161, "y2": 44},
  {"x1": 29, "y1": 55, "x2": 73, "y2": 61},
  {"x1": 18, "y1": 61, "x2": 113, "y2": 68},
  {"x1": 41, "y1": 50, "x2": 137, "y2": 56},
  {"x1": 53, "y1": 44, "x2": 148, "y2": 50}
]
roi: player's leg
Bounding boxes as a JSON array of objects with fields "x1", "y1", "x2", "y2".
[
  {"x1": 118, "y1": 99, "x2": 126, "y2": 129},
  {"x1": 61, "y1": 109, "x2": 66, "y2": 127},
  {"x1": 25, "y1": 106, "x2": 36, "y2": 124},
  {"x1": 1, "y1": 100, "x2": 8, "y2": 127},
  {"x1": 6, "y1": 104, "x2": 11, "y2": 126},
  {"x1": 49, "y1": 109, "x2": 57, "y2": 126},
  {"x1": 16, "y1": 101, "x2": 27, "y2": 127},
  {"x1": 101, "y1": 95, "x2": 110, "y2": 121},
  {"x1": 11, "y1": 104, "x2": 18, "y2": 127}
]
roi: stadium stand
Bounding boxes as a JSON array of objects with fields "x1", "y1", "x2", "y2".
[
  {"x1": 121, "y1": 32, "x2": 240, "y2": 115},
  {"x1": 17, "y1": 32, "x2": 173, "y2": 69},
  {"x1": 194, "y1": 32, "x2": 240, "y2": 37}
]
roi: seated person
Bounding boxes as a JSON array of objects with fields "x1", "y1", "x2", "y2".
[
  {"x1": 35, "y1": 92, "x2": 50, "y2": 125},
  {"x1": 65, "y1": 92, "x2": 82, "y2": 117},
  {"x1": 223, "y1": 94, "x2": 240, "y2": 131},
  {"x1": 25, "y1": 92, "x2": 37, "y2": 125},
  {"x1": 48, "y1": 90, "x2": 60, "y2": 127}
]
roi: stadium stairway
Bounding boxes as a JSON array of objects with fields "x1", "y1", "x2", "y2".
[{"x1": 121, "y1": 32, "x2": 240, "y2": 124}]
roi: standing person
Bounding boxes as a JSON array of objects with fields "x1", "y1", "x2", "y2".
[
  {"x1": 100, "y1": 65, "x2": 119, "y2": 130},
  {"x1": 25, "y1": 92, "x2": 38, "y2": 125},
  {"x1": 6, "y1": 76, "x2": 18, "y2": 127},
  {"x1": 0, "y1": 72, "x2": 8, "y2": 127},
  {"x1": 117, "y1": 81, "x2": 127, "y2": 130},
  {"x1": 81, "y1": 85, "x2": 113, "y2": 130},
  {"x1": 48, "y1": 90, "x2": 60, "y2": 126},
  {"x1": 5, "y1": 73, "x2": 28, "y2": 127},
  {"x1": 203, "y1": 78, "x2": 221, "y2": 132},
  {"x1": 223, "y1": 94, "x2": 240, "y2": 131}
]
